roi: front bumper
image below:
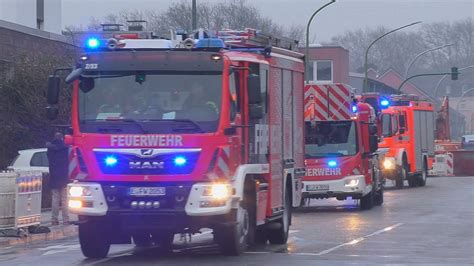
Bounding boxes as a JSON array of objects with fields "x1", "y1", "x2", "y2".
[
  {"x1": 302, "y1": 175, "x2": 371, "y2": 199},
  {"x1": 67, "y1": 182, "x2": 233, "y2": 218}
]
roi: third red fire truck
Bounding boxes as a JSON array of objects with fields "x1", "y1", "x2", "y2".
[
  {"x1": 302, "y1": 84, "x2": 384, "y2": 210},
  {"x1": 377, "y1": 94, "x2": 435, "y2": 188}
]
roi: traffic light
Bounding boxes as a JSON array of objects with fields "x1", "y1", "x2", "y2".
[{"x1": 451, "y1": 67, "x2": 459, "y2": 80}]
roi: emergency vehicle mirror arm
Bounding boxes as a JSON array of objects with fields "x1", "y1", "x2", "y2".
[{"x1": 65, "y1": 68, "x2": 83, "y2": 84}]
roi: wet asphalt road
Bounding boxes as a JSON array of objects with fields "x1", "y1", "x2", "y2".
[{"x1": 1, "y1": 176, "x2": 473, "y2": 265}]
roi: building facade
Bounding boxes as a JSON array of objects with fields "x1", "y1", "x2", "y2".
[
  {"x1": 0, "y1": 0, "x2": 61, "y2": 34},
  {"x1": 300, "y1": 45, "x2": 349, "y2": 84}
]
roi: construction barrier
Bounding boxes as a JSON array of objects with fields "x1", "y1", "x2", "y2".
[
  {"x1": 0, "y1": 171, "x2": 42, "y2": 229},
  {"x1": 452, "y1": 150, "x2": 474, "y2": 176},
  {"x1": 431, "y1": 153, "x2": 454, "y2": 176}
]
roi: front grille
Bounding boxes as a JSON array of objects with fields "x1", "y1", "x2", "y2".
[
  {"x1": 102, "y1": 182, "x2": 192, "y2": 211},
  {"x1": 95, "y1": 151, "x2": 200, "y2": 175}
]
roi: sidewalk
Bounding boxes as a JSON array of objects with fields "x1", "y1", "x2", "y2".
[{"x1": 0, "y1": 210, "x2": 79, "y2": 247}]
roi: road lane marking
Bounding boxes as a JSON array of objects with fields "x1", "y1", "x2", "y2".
[
  {"x1": 311, "y1": 223, "x2": 404, "y2": 256},
  {"x1": 40, "y1": 244, "x2": 80, "y2": 256}
]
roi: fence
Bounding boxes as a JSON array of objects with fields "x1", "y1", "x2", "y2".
[{"x1": 0, "y1": 171, "x2": 42, "y2": 229}]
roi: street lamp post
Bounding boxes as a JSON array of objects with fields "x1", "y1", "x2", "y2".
[
  {"x1": 192, "y1": 0, "x2": 197, "y2": 30},
  {"x1": 434, "y1": 65, "x2": 474, "y2": 98},
  {"x1": 404, "y1": 43, "x2": 454, "y2": 78},
  {"x1": 363, "y1": 21, "x2": 422, "y2": 92},
  {"x1": 305, "y1": 0, "x2": 336, "y2": 84}
]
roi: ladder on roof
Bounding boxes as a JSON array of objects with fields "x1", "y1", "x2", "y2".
[
  {"x1": 215, "y1": 28, "x2": 299, "y2": 51},
  {"x1": 391, "y1": 94, "x2": 428, "y2": 102}
]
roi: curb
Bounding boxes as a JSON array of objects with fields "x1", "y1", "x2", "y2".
[{"x1": 0, "y1": 225, "x2": 78, "y2": 247}]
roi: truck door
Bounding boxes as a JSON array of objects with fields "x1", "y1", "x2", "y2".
[{"x1": 247, "y1": 63, "x2": 269, "y2": 165}]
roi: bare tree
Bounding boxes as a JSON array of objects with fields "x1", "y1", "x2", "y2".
[{"x1": 326, "y1": 19, "x2": 473, "y2": 96}]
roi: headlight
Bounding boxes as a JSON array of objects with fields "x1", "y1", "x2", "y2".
[
  {"x1": 383, "y1": 158, "x2": 396, "y2": 170},
  {"x1": 203, "y1": 183, "x2": 231, "y2": 200},
  {"x1": 68, "y1": 199, "x2": 83, "y2": 209},
  {"x1": 345, "y1": 179, "x2": 359, "y2": 187},
  {"x1": 68, "y1": 186, "x2": 92, "y2": 197}
]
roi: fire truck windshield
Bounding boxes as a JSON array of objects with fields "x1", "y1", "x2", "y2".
[
  {"x1": 78, "y1": 72, "x2": 222, "y2": 134},
  {"x1": 305, "y1": 121, "x2": 358, "y2": 158}
]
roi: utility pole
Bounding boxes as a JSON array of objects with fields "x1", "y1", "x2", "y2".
[{"x1": 192, "y1": 0, "x2": 197, "y2": 31}]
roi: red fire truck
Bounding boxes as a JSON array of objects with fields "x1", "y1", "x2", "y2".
[
  {"x1": 377, "y1": 94, "x2": 435, "y2": 188},
  {"x1": 46, "y1": 28, "x2": 305, "y2": 258},
  {"x1": 302, "y1": 84, "x2": 384, "y2": 210}
]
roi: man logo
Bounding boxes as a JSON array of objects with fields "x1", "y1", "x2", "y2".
[
  {"x1": 140, "y1": 149, "x2": 154, "y2": 156},
  {"x1": 129, "y1": 161, "x2": 165, "y2": 169}
]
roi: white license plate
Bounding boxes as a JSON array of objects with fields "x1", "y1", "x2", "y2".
[
  {"x1": 129, "y1": 187, "x2": 166, "y2": 196},
  {"x1": 306, "y1": 184, "x2": 330, "y2": 191}
]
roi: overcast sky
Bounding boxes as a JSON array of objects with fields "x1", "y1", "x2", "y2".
[{"x1": 62, "y1": 0, "x2": 474, "y2": 42}]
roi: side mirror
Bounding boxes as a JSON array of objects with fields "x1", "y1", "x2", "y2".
[
  {"x1": 230, "y1": 100, "x2": 237, "y2": 121},
  {"x1": 249, "y1": 104, "x2": 264, "y2": 120},
  {"x1": 368, "y1": 124, "x2": 377, "y2": 135},
  {"x1": 47, "y1": 75, "x2": 60, "y2": 105},
  {"x1": 79, "y1": 77, "x2": 95, "y2": 93},
  {"x1": 369, "y1": 135, "x2": 378, "y2": 153},
  {"x1": 46, "y1": 105, "x2": 59, "y2": 120},
  {"x1": 247, "y1": 74, "x2": 261, "y2": 104},
  {"x1": 399, "y1": 128, "x2": 406, "y2": 134}
]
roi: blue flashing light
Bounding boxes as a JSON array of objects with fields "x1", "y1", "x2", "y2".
[
  {"x1": 380, "y1": 97, "x2": 390, "y2": 109},
  {"x1": 328, "y1": 160, "x2": 337, "y2": 167},
  {"x1": 195, "y1": 38, "x2": 225, "y2": 48},
  {"x1": 105, "y1": 156, "x2": 118, "y2": 166},
  {"x1": 86, "y1": 37, "x2": 100, "y2": 49},
  {"x1": 174, "y1": 156, "x2": 187, "y2": 166},
  {"x1": 351, "y1": 105, "x2": 358, "y2": 113}
]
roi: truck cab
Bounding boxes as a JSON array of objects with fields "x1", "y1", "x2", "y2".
[{"x1": 302, "y1": 84, "x2": 383, "y2": 210}]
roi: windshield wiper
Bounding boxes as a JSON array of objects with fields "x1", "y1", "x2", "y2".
[
  {"x1": 137, "y1": 119, "x2": 204, "y2": 133},
  {"x1": 306, "y1": 152, "x2": 345, "y2": 158},
  {"x1": 81, "y1": 118, "x2": 147, "y2": 133}
]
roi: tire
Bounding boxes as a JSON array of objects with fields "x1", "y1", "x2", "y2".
[
  {"x1": 407, "y1": 176, "x2": 418, "y2": 187},
  {"x1": 215, "y1": 204, "x2": 249, "y2": 256},
  {"x1": 245, "y1": 180, "x2": 267, "y2": 246},
  {"x1": 267, "y1": 188, "x2": 290, "y2": 244},
  {"x1": 79, "y1": 220, "x2": 110, "y2": 259},
  {"x1": 374, "y1": 184, "x2": 384, "y2": 206},
  {"x1": 360, "y1": 190, "x2": 374, "y2": 210},
  {"x1": 133, "y1": 233, "x2": 153, "y2": 247},
  {"x1": 396, "y1": 158, "x2": 408, "y2": 189},
  {"x1": 416, "y1": 160, "x2": 428, "y2": 187}
]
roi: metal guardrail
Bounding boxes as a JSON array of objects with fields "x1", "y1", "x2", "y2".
[{"x1": 0, "y1": 171, "x2": 42, "y2": 230}]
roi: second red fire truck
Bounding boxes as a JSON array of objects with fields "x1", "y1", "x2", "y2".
[
  {"x1": 46, "y1": 28, "x2": 305, "y2": 258},
  {"x1": 302, "y1": 84, "x2": 384, "y2": 210}
]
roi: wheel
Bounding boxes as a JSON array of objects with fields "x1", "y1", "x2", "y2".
[
  {"x1": 374, "y1": 186, "x2": 384, "y2": 206},
  {"x1": 360, "y1": 190, "x2": 374, "y2": 210},
  {"x1": 151, "y1": 231, "x2": 175, "y2": 253},
  {"x1": 407, "y1": 176, "x2": 418, "y2": 187},
  {"x1": 416, "y1": 160, "x2": 427, "y2": 187},
  {"x1": 79, "y1": 220, "x2": 110, "y2": 258},
  {"x1": 396, "y1": 158, "x2": 408, "y2": 189},
  {"x1": 215, "y1": 204, "x2": 249, "y2": 255},
  {"x1": 267, "y1": 188, "x2": 290, "y2": 244},
  {"x1": 245, "y1": 180, "x2": 267, "y2": 246},
  {"x1": 133, "y1": 233, "x2": 153, "y2": 247}
]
